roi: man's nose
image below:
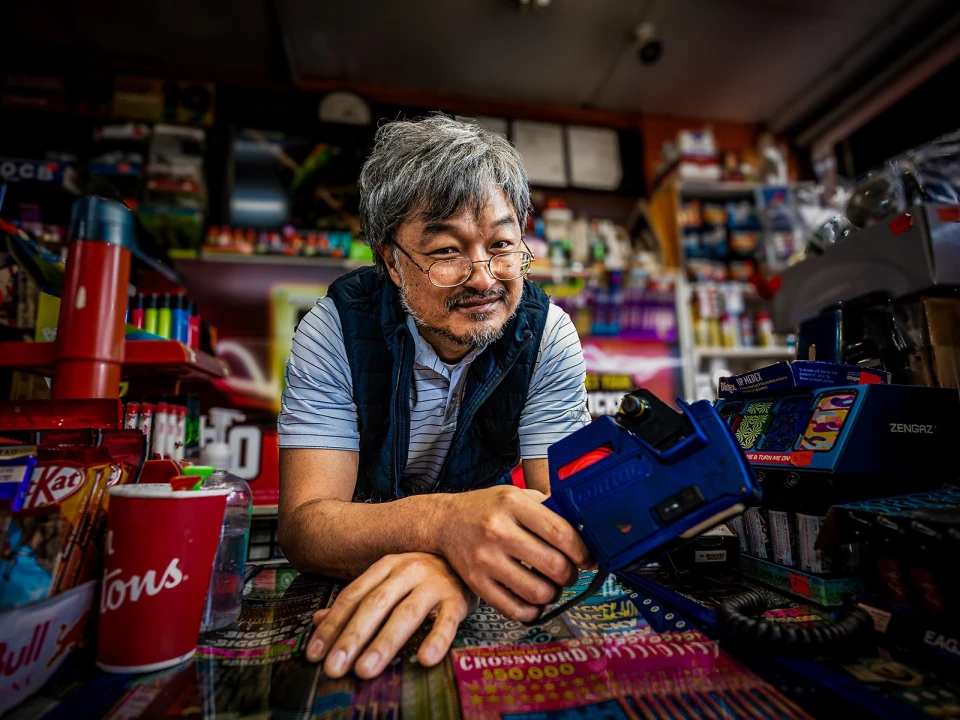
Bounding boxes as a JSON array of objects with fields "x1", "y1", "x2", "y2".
[{"x1": 461, "y1": 258, "x2": 497, "y2": 293}]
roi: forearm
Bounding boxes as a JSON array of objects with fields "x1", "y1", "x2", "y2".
[{"x1": 279, "y1": 494, "x2": 453, "y2": 579}]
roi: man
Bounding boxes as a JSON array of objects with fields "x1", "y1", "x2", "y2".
[{"x1": 278, "y1": 115, "x2": 593, "y2": 680}]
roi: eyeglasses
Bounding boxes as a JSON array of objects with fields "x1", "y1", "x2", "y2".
[{"x1": 392, "y1": 242, "x2": 534, "y2": 288}]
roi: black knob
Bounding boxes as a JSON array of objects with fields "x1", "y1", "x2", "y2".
[{"x1": 619, "y1": 394, "x2": 650, "y2": 418}]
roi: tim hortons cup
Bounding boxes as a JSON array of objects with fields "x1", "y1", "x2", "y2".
[{"x1": 96, "y1": 484, "x2": 229, "y2": 673}]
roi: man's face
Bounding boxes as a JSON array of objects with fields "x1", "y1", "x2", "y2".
[{"x1": 381, "y1": 186, "x2": 524, "y2": 360}]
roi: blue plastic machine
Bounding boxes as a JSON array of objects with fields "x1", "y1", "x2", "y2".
[{"x1": 538, "y1": 389, "x2": 761, "y2": 620}]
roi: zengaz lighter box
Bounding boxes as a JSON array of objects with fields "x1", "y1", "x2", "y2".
[{"x1": 717, "y1": 361, "x2": 890, "y2": 399}]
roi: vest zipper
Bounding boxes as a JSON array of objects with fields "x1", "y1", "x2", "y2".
[
  {"x1": 393, "y1": 335, "x2": 408, "y2": 494},
  {"x1": 435, "y1": 329, "x2": 533, "y2": 489}
]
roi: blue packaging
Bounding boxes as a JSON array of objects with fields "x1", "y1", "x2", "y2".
[
  {"x1": 173, "y1": 295, "x2": 190, "y2": 343},
  {"x1": 717, "y1": 360, "x2": 889, "y2": 399},
  {"x1": 0, "y1": 446, "x2": 36, "y2": 508}
]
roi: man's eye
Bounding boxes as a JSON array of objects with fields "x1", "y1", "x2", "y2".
[
  {"x1": 433, "y1": 248, "x2": 458, "y2": 256},
  {"x1": 491, "y1": 240, "x2": 514, "y2": 250}
]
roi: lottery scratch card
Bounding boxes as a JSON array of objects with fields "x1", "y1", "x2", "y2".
[
  {"x1": 562, "y1": 596, "x2": 651, "y2": 638},
  {"x1": 455, "y1": 603, "x2": 573, "y2": 648},
  {"x1": 451, "y1": 634, "x2": 717, "y2": 719}
]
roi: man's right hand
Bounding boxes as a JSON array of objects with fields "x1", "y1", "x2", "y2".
[{"x1": 437, "y1": 485, "x2": 594, "y2": 623}]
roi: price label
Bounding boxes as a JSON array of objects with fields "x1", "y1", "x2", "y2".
[{"x1": 789, "y1": 573, "x2": 811, "y2": 597}]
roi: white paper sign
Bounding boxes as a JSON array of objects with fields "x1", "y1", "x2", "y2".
[
  {"x1": 567, "y1": 126, "x2": 622, "y2": 190},
  {"x1": 511, "y1": 120, "x2": 567, "y2": 187}
]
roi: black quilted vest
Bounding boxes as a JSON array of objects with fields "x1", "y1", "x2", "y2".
[{"x1": 327, "y1": 267, "x2": 550, "y2": 501}]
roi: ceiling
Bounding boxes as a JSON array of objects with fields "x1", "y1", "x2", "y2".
[{"x1": 2, "y1": 0, "x2": 957, "y2": 132}]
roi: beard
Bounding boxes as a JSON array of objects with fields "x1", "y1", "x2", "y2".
[{"x1": 399, "y1": 284, "x2": 517, "y2": 348}]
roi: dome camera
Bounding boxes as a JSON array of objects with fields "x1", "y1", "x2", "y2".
[{"x1": 634, "y1": 23, "x2": 663, "y2": 65}]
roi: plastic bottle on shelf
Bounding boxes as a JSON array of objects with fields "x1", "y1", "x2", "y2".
[
  {"x1": 756, "y1": 311, "x2": 776, "y2": 347},
  {"x1": 187, "y1": 408, "x2": 252, "y2": 632},
  {"x1": 721, "y1": 314, "x2": 740, "y2": 348},
  {"x1": 740, "y1": 315, "x2": 755, "y2": 347}
]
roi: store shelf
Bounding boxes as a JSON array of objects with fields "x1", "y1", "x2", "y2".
[
  {"x1": 0, "y1": 340, "x2": 228, "y2": 380},
  {"x1": 693, "y1": 346, "x2": 795, "y2": 361},
  {"x1": 195, "y1": 251, "x2": 371, "y2": 270},
  {"x1": 527, "y1": 266, "x2": 594, "y2": 281},
  {"x1": 252, "y1": 505, "x2": 279, "y2": 517}
]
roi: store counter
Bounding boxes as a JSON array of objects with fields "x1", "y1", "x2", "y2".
[{"x1": 19, "y1": 566, "x2": 957, "y2": 719}]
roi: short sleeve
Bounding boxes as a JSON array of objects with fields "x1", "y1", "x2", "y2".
[
  {"x1": 518, "y1": 304, "x2": 591, "y2": 458},
  {"x1": 278, "y1": 296, "x2": 361, "y2": 451}
]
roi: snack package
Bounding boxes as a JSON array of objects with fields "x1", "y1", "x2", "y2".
[
  {"x1": 0, "y1": 447, "x2": 110, "y2": 609},
  {"x1": 72, "y1": 430, "x2": 146, "y2": 586}
]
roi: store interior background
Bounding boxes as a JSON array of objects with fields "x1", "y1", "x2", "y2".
[{"x1": 2, "y1": 0, "x2": 960, "y2": 541}]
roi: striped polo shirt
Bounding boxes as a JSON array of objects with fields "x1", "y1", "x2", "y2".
[{"x1": 279, "y1": 295, "x2": 590, "y2": 493}]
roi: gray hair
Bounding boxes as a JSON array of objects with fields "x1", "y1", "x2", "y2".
[{"x1": 358, "y1": 115, "x2": 530, "y2": 274}]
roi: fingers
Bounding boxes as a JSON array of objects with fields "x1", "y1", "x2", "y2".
[
  {"x1": 512, "y1": 495, "x2": 593, "y2": 570},
  {"x1": 500, "y1": 525, "x2": 579, "y2": 588},
  {"x1": 492, "y1": 552, "x2": 564, "y2": 607},
  {"x1": 319, "y1": 576, "x2": 416, "y2": 677},
  {"x1": 305, "y1": 559, "x2": 403, "y2": 664},
  {"x1": 418, "y1": 600, "x2": 470, "y2": 667},
  {"x1": 474, "y1": 577, "x2": 540, "y2": 623},
  {"x1": 354, "y1": 587, "x2": 467, "y2": 678}
]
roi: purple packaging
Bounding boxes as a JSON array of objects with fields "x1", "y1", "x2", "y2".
[{"x1": 717, "y1": 360, "x2": 890, "y2": 399}]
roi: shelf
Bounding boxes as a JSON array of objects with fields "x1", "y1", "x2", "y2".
[
  {"x1": 677, "y1": 180, "x2": 760, "y2": 199},
  {"x1": 0, "y1": 340, "x2": 228, "y2": 380},
  {"x1": 194, "y1": 251, "x2": 371, "y2": 270},
  {"x1": 252, "y1": 505, "x2": 279, "y2": 517},
  {"x1": 527, "y1": 266, "x2": 594, "y2": 281},
  {"x1": 693, "y1": 346, "x2": 795, "y2": 361}
]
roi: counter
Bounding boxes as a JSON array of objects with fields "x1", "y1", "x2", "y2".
[{"x1": 15, "y1": 566, "x2": 957, "y2": 719}]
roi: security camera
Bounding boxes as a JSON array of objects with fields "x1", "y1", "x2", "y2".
[{"x1": 634, "y1": 23, "x2": 663, "y2": 65}]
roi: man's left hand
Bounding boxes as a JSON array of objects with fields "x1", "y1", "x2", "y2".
[{"x1": 306, "y1": 552, "x2": 478, "y2": 678}]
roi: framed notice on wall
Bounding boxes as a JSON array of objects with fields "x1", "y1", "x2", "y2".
[
  {"x1": 567, "y1": 126, "x2": 622, "y2": 190},
  {"x1": 511, "y1": 120, "x2": 567, "y2": 187}
]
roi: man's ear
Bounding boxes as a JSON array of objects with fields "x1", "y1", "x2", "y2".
[{"x1": 378, "y1": 244, "x2": 402, "y2": 288}]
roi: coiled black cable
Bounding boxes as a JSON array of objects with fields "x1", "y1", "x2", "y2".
[{"x1": 717, "y1": 588, "x2": 874, "y2": 655}]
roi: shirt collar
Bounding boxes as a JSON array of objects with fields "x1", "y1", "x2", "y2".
[{"x1": 405, "y1": 314, "x2": 485, "y2": 378}]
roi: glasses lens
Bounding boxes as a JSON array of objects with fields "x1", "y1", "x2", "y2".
[
  {"x1": 429, "y1": 258, "x2": 473, "y2": 287},
  {"x1": 490, "y1": 252, "x2": 532, "y2": 280}
]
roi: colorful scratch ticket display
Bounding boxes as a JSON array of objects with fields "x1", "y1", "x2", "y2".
[
  {"x1": 759, "y1": 395, "x2": 811, "y2": 452},
  {"x1": 735, "y1": 400, "x2": 774, "y2": 450},
  {"x1": 797, "y1": 393, "x2": 855, "y2": 452}
]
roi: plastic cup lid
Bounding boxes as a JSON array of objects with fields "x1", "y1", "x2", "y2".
[{"x1": 107, "y1": 483, "x2": 231, "y2": 499}]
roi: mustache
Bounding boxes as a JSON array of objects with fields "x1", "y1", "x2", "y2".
[{"x1": 445, "y1": 287, "x2": 508, "y2": 312}]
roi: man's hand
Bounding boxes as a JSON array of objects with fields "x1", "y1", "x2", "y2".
[
  {"x1": 438, "y1": 485, "x2": 594, "y2": 623},
  {"x1": 306, "y1": 553, "x2": 478, "y2": 679}
]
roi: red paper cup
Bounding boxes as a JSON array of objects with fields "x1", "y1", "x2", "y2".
[{"x1": 97, "y1": 484, "x2": 229, "y2": 673}]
